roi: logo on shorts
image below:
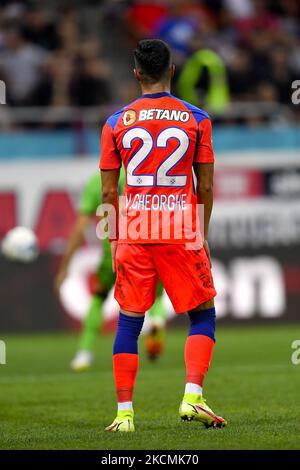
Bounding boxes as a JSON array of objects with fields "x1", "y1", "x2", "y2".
[{"x1": 123, "y1": 109, "x2": 137, "y2": 126}]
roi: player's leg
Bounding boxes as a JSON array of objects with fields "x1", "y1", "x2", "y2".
[
  {"x1": 70, "y1": 294, "x2": 103, "y2": 371},
  {"x1": 71, "y1": 239, "x2": 115, "y2": 371},
  {"x1": 180, "y1": 298, "x2": 226, "y2": 427},
  {"x1": 150, "y1": 244, "x2": 227, "y2": 428},
  {"x1": 105, "y1": 244, "x2": 158, "y2": 432},
  {"x1": 184, "y1": 298, "x2": 215, "y2": 396},
  {"x1": 145, "y1": 282, "x2": 167, "y2": 361},
  {"x1": 105, "y1": 309, "x2": 145, "y2": 432}
]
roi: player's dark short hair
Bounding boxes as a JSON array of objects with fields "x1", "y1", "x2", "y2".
[{"x1": 134, "y1": 39, "x2": 171, "y2": 83}]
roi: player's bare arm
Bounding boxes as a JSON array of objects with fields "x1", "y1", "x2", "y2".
[
  {"x1": 193, "y1": 162, "x2": 214, "y2": 265},
  {"x1": 55, "y1": 213, "x2": 91, "y2": 293},
  {"x1": 101, "y1": 168, "x2": 120, "y2": 272}
]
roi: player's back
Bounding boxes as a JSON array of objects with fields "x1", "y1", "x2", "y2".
[{"x1": 100, "y1": 92, "x2": 214, "y2": 244}]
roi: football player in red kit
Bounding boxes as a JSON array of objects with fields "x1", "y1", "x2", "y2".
[{"x1": 100, "y1": 39, "x2": 226, "y2": 431}]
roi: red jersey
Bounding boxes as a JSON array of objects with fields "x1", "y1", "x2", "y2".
[{"x1": 99, "y1": 92, "x2": 214, "y2": 245}]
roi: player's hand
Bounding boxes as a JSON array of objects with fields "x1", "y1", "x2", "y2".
[
  {"x1": 110, "y1": 240, "x2": 118, "y2": 273},
  {"x1": 54, "y1": 267, "x2": 67, "y2": 296},
  {"x1": 203, "y1": 240, "x2": 212, "y2": 268}
]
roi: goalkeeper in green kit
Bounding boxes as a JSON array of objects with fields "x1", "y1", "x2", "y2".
[{"x1": 55, "y1": 171, "x2": 167, "y2": 371}]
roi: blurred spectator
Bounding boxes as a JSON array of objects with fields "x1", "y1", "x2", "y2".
[
  {"x1": 124, "y1": 1, "x2": 168, "y2": 41},
  {"x1": 255, "y1": 82, "x2": 279, "y2": 103},
  {"x1": 177, "y1": 47, "x2": 230, "y2": 113},
  {"x1": 31, "y1": 41, "x2": 112, "y2": 109},
  {"x1": 0, "y1": 0, "x2": 299, "y2": 125},
  {"x1": 227, "y1": 48, "x2": 254, "y2": 100},
  {"x1": 57, "y1": 7, "x2": 79, "y2": 55},
  {"x1": 0, "y1": 26, "x2": 47, "y2": 105},
  {"x1": 70, "y1": 40, "x2": 112, "y2": 106},
  {"x1": 268, "y1": 47, "x2": 297, "y2": 104},
  {"x1": 234, "y1": 0, "x2": 281, "y2": 40},
  {"x1": 31, "y1": 54, "x2": 73, "y2": 107},
  {"x1": 224, "y1": 0, "x2": 254, "y2": 19},
  {"x1": 21, "y1": 3, "x2": 60, "y2": 51},
  {"x1": 154, "y1": 2, "x2": 203, "y2": 57},
  {"x1": 290, "y1": 38, "x2": 300, "y2": 74}
]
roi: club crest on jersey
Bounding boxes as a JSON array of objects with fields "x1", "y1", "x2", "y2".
[{"x1": 123, "y1": 109, "x2": 137, "y2": 126}]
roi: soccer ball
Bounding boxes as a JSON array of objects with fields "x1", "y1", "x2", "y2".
[{"x1": 1, "y1": 227, "x2": 39, "y2": 263}]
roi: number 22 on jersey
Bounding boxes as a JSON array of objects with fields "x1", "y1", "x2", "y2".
[{"x1": 122, "y1": 127, "x2": 189, "y2": 188}]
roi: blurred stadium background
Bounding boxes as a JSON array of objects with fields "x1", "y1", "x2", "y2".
[{"x1": 0, "y1": 0, "x2": 300, "y2": 332}]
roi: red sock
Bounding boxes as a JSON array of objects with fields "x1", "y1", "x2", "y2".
[
  {"x1": 184, "y1": 335, "x2": 215, "y2": 387},
  {"x1": 113, "y1": 353, "x2": 139, "y2": 402}
]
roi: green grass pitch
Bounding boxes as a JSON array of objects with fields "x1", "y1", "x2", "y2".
[{"x1": 0, "y1": 325, "x2": 299, "y2": 450}]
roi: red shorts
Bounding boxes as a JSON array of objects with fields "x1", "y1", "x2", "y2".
[{"x1": 114, "y1": 244, "x2": 216, "y2": 314}]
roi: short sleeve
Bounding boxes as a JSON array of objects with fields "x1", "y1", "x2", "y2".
[
  {"x1": 99, "y1": 122, "x2": 122, "y2": 170},
  {"x1": 194, "y1": 118, "x2": 215, "y2": 163}
]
